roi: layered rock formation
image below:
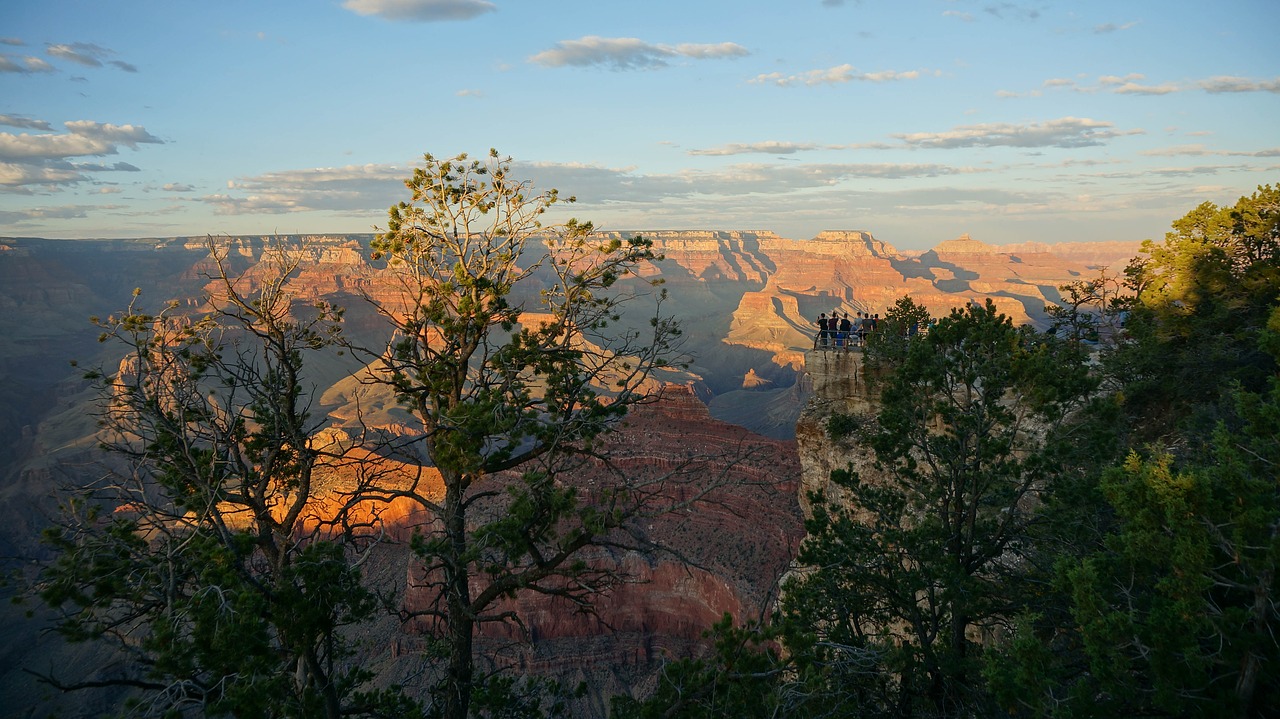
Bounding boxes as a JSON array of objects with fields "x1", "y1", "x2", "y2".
[{"x1": 0, "y1": 230, "x2": 1141, "y2": 717}]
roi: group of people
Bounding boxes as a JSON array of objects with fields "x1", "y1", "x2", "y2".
[{"x1": 814, "y1": 310, "x2": 880, "y2": 350}]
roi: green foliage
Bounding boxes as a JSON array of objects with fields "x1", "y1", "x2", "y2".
[
  {"x1": 790, "y1": 302, "x2": 1095, "y2": 715},
  {"x1": 1049, "y1": 372, "x2": 1280, "y2": 717},
  {"x1": 1046, "y1": 268, "x2": 1127, "y2": 346},
  {"x1": 611, "y1": 614, "x2": 799, "y2": 719},
  {"x1": 863, "y1": 294, "x2": 932, "y2": 376},
  {"x1": 628, "y1": 185, "x2": 1280, "y2": 719},
  {"x1": 628, "y1": 300, "x2": 1101, "y2": 718},
  {"x1": 37, "y1": 241, "x2": 416, "y2": 718},
  {"x1": 824, "y1": 411, "x2": 862, "y2": 440},
  {"x1": 354, "y1": 151, "x2": 682, "y2": 719},
  {"x1": 1111, "y1": 183, "x2": 1280, "y2": 436},
  {"x1": 986, "y1": 185, "x2": 1280, "y2": 719}
]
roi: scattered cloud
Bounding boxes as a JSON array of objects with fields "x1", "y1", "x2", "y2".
[
  {"x1": 1111, "y1": 81, "x2": 1179, "y2": 95},
  {"x1": 456, "y1": 88, "x2": 483, "y2": 97},
  {"x1": 1140, "y1": 144, "x2": 1280, "y2": 158},
  {"x1": 1093, "y1": 21, "x2": 1138, "y2": 33},
  {"x1": 528, "y1": 36, "x2": 748, "y2": 70},
  {"x1": 996, "y1": 89, "x2": 1041, "y2": 98},
  {"x1": 63, "y1": 121, "x2": 163, "y2": 150},
  {"x1": 688, "y1": 141, "x2": 824, "y2": 156},
  {"x1": 943, "y1": 10, "x2": 975, "y2": 21},
  {"x1": 342, "y1": 0, "x2": 496, "y2": 22},
  {"x1": 200, "y1": 163, "x2": 407, "y2": 215},
  {"x1": 0, "y1": 121, "x2": 162, "y2": 191},
  {"x1": 196, "y1": 157, "x2": 983, "y2": 221},
  {"x1": 0, "y1": 115, "x2": 53, "y2": 131},
  {"x1": 1098, "y1": 73, "x2": 1143, "y2": 86},
  {"x1": 1198, "y1": 76, "x2": 1280, "y2": 94},
  {"x1": 0, "y1": 38, "x2": 24, "y2": 46},
  {"x1": 1025, "y1": 73, "x2": 1280, "y2": 97},
  {"x1": 0, "y1": 162, "x2": 84, "y2": 189},
  {"x1": 75, "y1": 161, "x2": 142, "y2": 172},
  {"x1": 749, "y1": 63, "x2": 922, "y2": 87},
  {"x1": 894, "y1": 117, "x2": 1143, "y2": 149},
  {"x1": 40, "y1": 42, "x2": 136, "y2": 74},
  {"x1": 163, "y1": 183, "x2": 195, "y2": 192},
  {"x1": 0, "y1": 54, "x2": 55, "y2": 73},
  {"x1": 0, "y1": 205, "x2": 93, "y2": 222},
  {"x1": 46, "y1": 42, "x2": 110, "y2": 67},
  {"x1": 984, "y1": 3, "x2": 1041, "y2": 21}
]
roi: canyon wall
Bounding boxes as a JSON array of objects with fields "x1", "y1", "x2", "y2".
[{"x1": 0, "y1": 230, "x2": 1140, "y2": 717}]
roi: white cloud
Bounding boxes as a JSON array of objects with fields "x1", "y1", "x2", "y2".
[
  {"x1": 0, "y1": 54, "x2": 55, "y2": 73},
  {"x1": 42, "y1": 42, "x2": 135, "y2": 73},
  {"x1": 62, "y1": 121, "x2": 162, "y2": 149},
  {"x1": 199, "y1": 163, "x2": 407, "y2": 215},
  {"x1": 0, "y1": 121, "x2": 162, "y2": 191},
  {"x1": 1094, "y1": 21, "x2": 1138, "y2": 33},
  {"x1": 342, "y1": 0, "x2": 496, "y2": 22},
  {"x1": 1141, "y1": 144, "x2": 1280, "y2": 158},
  {"x1": 529, "y1": 36, "x2": 748, "y2": 70},
  {"x1": 74, "y1": 161, "x2": 141, "y2": 172},
  {"x1": 984, "y1": 3, "x2": 1040, "y2": 21},
  {"x1": 894, "y1": 117, "x2": 1143, "y2": 149},
  {"x1": 996, "y1": 89, "x2": 1041, "y2": 98},
  {"x1": 1198, "y1": 75, "x2": 1280, "y2": 94},
  {"x1": 198, "y1": 158, "x2": 982, "y2": 221},
  {"x1": 0, "y1": 204, "x2": 92, "y2": 222},
  {"x1": 0, "y1": 161, "x2": 86, "y2": 188},
  {"x1": 1035, "y1": 73, "x2": 1280, "y2": 97},
  {"x1": 943, "y1": 10, "x2": 975, "y2": 21},
  {"x1": 162, "y1": 183, "x2": 195, "y2": 192},
  {"x1": 1098, "y1": 73, "x2": 1144, "y2": 86},
  {"x1": 688, "y1": 141, "x2": 823, "y2": 156},
  {"x1": 47, "y1": 43, "x2": 104, "y2": 67},
  {"x1": 749, "y1": 63, "x2": 921, "y2": 88},
  {"x1": 0, "y1": 114, "x2": 52, "y2": 131},
  {"x1": 1112, "y1": 82, "x2": 1179, "y2": 95},
  {"x1": 0, "y1": 132, "x2": 119, "y2": 160}
]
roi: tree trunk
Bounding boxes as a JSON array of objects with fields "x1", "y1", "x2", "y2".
[{"x1": 443, "y1": 478, "x2": 474, "y2": 719}]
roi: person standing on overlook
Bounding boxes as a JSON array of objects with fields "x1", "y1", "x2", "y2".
[{"x1": 815, "y1": 312, "x2": 830, "y2": 349}]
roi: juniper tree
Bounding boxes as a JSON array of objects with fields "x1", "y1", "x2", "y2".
[{"x1": 989, "y1": 185, "x2": 1280, "y2": 719}]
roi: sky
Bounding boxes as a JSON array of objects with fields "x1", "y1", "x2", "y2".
[{"x1": 1, "y1": 0, "x2": 1277, "y2": 250}]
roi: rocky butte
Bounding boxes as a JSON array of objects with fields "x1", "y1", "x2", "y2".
[{"x1": 0, "y1": 230, "x2": 1140, "y2": 717}]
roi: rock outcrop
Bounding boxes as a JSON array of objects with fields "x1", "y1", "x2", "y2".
[{"x1": 794, "y1": 349, "x2": 884, "y2": 517}]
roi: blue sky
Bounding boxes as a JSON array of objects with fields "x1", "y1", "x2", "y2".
[{"x1": 1, "y1": 0, "x2": 1277, "y2": 249}]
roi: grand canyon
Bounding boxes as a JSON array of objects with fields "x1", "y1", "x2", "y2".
[{"x1": 0, "y1": 229, "x2": 1140, "y2": 716}]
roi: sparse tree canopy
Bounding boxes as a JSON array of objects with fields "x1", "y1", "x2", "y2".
[
  {"x1": 38, "y1": 241, "x2": 413, "y2": 718},
  {"x1": 345, "y1": 150, "x2": 684, "y2": 719}
]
